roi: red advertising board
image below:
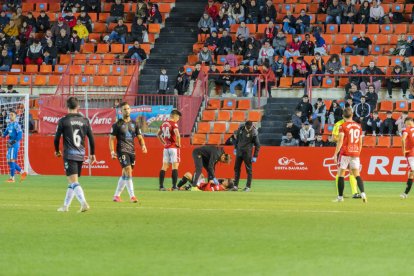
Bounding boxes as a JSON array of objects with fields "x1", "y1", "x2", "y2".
[
  {"x1": 39, "y1": 107, "x2": 116, "y2": 134},
  {"x1": 29, "y1": 136, "x2": 407, "y2": 182}
]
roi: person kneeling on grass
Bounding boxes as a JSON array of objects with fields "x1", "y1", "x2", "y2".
[{"x1": 176, "y1": 172, "x2": 235, "y2": 192}]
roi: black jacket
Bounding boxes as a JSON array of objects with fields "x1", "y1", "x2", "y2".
[
  {"x1": 11, "y1": 45, "x2": 25, "y2": 64},
  {"x1": 125, "y1": 46, "x2": 147, "y2": 60},
  {"x1": 365, "y1": 91, "x2": 378, "y2": 111},
  {"x1": 42, "y1": 45, "x2": 58, "y2": 59},
  {"x1": 37, "y1": 14, "x2": 50, "y2": 30},
  {"x1": 261, "y1": 5, "x2": 277, "y2": 20},
  {"x1": 234, "y1": 67, "x2": 250, "y2": 81},
  {"x1": 110, "y1": 3, "x2": 124, "y2": 17},
  {"x1": 192, "y1": 146, "x2": 225, "y2": 180},
  {"x1": 114, "y1": 24, "x2": 128, "y2": 36},
  {"x1": 296, "y1": 101, "x2": 313, "y2": 118},
  {"x1": 218, "y1": 35, "x2": 232, "y2": 51},
  {"x1": 0, "y1": 54, "x2": 12, "y2": 68},
  {"x1": 234, "y1": 125, "x2": 260, "y2": 158},
  {"x1": 69, "y1": 36, "x2": 82, "y2": 52},
  {"x1": 55, "y1": 34, "x2": 70, "y2": 53},
  {"x1": 362, "y1": 66, "x2": 384, "y2": 83}
]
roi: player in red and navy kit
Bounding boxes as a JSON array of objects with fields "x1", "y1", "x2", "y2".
[
  {"x1": 401, "y1": 117, "x2": 414, "y2": 199},
  {"x1": 176, "y1": 172, "x2": 235, "y2": 192},
  {"x1": 157, "y1": 109, "x2": 182, "y2": 191},
  {"x1": 333, "y1": 107, "x2": 367, "y2": 203}
]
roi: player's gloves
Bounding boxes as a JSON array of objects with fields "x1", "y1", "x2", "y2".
[
  {"x1": 213, "y1": 178, "x2": 219, "y2": 185},
  {"x1": 251, "y1": 157, "x2": 257, "y2": 163},
  {"x1": 6, "y1": 140, "x2": 15, "y2": 148},
  {"x1": 233, "y1": 149, "x2": 237, "y2": 156}
]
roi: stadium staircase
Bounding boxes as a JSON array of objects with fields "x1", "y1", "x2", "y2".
[
  {"x1": 138, "y1": 0, "x2": 206, "y2": 93},
  {"x1": 259, "y1": 98, "x2": 299, "y2": 146}
]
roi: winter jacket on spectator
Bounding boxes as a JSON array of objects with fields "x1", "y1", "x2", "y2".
[
  {"x1": 225, "y1": 53, "x2": 238, "y2": 67},
  {"x1": 125, "y1": 46, "x2": 147, "y2": 60},
  {"x1": 261, "y1": 3, "x2": 277, "y2": 22},
  {"x1": 325, "y1": 60, "x2": 343, "y2": 74},
  {"x1": 236, "y1": 25, "x2": 250, "y2": 40},
  {"x1": 357, "y1": 5, "x2": 370, "y2": 23},
  {"x1": 353, "y1": 36, "x2": 372, "y2": 49},
  {"x1": 272, "y1": 34, "x2": 286, "y2": 52},
  {"x1": 148, "y1": 4, "x2": 162, "y2": 23},
  {"x1": 110, "y1": 3, "x2": 125, "y2": 17},
  {"x1": 347, "y1": 67, "x2": 362, "y2": 85},
  {"x1": 130, "y1": 21, "x2": 147, "y2": 42},
  {"x1": 37, "y1": 13, "x2": 50, "y2": 31},
  {"x1": 243, "y1": 46, "x2": 259, "y2": 61},
  {"x1": 261, "y1": 66, "x2": 276, "y2": 83},
  {"x1": 258, "y1": 46, "x2": 274, "y2": 64},
  {"x1": 299, "y1": 39, "x2": 314, "y2": 55},
  {"x1": 3, "y1": 23, "x2": 19, "y2": 38},
  {"x1": 402, "y1": 60, "x2": 413, "y2": 74},
  {"x1": 311, "y1": 57, "x2": 326, "y2": 73},
  {"x1": 234, "y1": 67, "x2": 250, "y2": 81},
  {"x1": 300, "y1": 125, "x2": 315, "y2": 145},
  {"x1": 284, "y1": 124, "x2": 300, "y2": 139},
  {"x1": 114, "y1": 24, "x2": 128, "y2": 36},
  {"x1": 221, "y1": 69, "x2": 234, "y2": 84},
  {"x1": 280, "y1": 136, "x2": 299, "y2": 146},
  {"x1": 380, "y1": 117, "x2": 396, "y2": 135},
  {"x1": 175, "y1": 73, "x2": 189, "y2": 95},
  {"x1": 362, "y1": 66, "x2": 384, "y2": 83},
  {"x1": 42, "y1": 44, "x2": 57, "y2": 63},
  {"x1": 327, "y1": 2, "x2": 343, "y2": 17},
  {"x1": 346, "y1": 90, "x2": 363, "y2": 105},
  {"x1": 292, "y1": 114, "x2": 302, "y2": 128},
  {"x1": 313, "y1": 102, "x2": 326, "y2": 122},
  {"x1": 73, "y1": 23, "x2": 89, "y2": 40},
  {"x1": 64, "y1": 14, "x2": 77, "y2": 29},
  {"x1": 0, "y1": 13, "x2": 10, "y2": 29},
  {"x1": 11, "y1": 44, "x2": 25, "y2": 64},
  {"x1": 69, "y1": 35, "x2": 82, "y2": 52},
  {"x1": 0, "y1": 53, "x2": 12, "y2": 69},
  {"x1": 283, "y1": 14, "x2": 296, "y2": 29},
  {"x1": 365, "y1": 89, "x2": 378, "y2": 111},
  {"x1": 77, "y1": 13, "x2": 92, "y2": 32},
  {"x1": 296, "y1": 101, "x2": 313, "y2": 119},
  {"x1": 246, "y1": 2, "x2": 260, "y2": 21},
  {"x1": 27, "y1": 43, "x2": 43, "y2": 59},
  {"x1": 230, "y1": 5, "x2": 245, "y2": 22},
  {"x1": 51, "y1": 22, "x2": 70, "y2": 38},
  {"x1": 366, "y1": 116, "x2": 382, "y2": 133},
  {"x1": 306, "y1": 68, "x2": 323, "y2": 85},
  {"x1": 205, "y1": 35, "x2": 219, "y2": 51},
  {"x1": 297, "y1": 14, "x2": 310, "y2": 28},
  {"x1": 354, "y1": 102, "x2": 370, "y2": 118},
  {"x1": 198, "y1": 48, "x2": 213, "y2": 64},
  {"x1": 218, "y1": 34, "x2": 232, "y2": 53},
  {"x1": 233, "y1": 38, "x2": 246, "y2": 55},
  {"x1": 370, "y1": 5, "x2": 384, "y2": 19},
  {"x1": 198, "y1": 16, "x2": 214, "y2": 30},
  {"x1": 263, "y1": 25, "x2": 277, "y2": 41},
  {"x1": 191, "y1": 68, "x2": 201, "y2": 81},
  {"x1": 24, "y1": 15, "x2": 37, "y2": 28},
  {"x1": 342, "y1": 2, "x2": 356, "y2": 22},
  {"x1": 215, "y1": 15, "x2": 230, "y2": 31},
  {"x1": 287, "y1": 40, "x2": 301, "y2": 52},
  {"x1": 205, "y1": 2, "x2": 219, "y2": 21},
  {"x1": 55, "y1": 34, "x2": 70, "y2": 54},
  {"x1": 135, "y1": 1, "x2": 148, "y2": 20}
]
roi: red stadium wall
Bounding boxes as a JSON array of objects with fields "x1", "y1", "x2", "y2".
[{"x1": 29, "y1": 136, "x2": 407, "y2": 182}]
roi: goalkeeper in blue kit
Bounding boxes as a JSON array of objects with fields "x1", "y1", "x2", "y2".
[{"x1": 2, "y1": 111, "x2": 27, "y2": 183}]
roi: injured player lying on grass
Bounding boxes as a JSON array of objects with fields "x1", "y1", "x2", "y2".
[{"x1": 174, "y1": 172, "x2": 235, "y2": 191}]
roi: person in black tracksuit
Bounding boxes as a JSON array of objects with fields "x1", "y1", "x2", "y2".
[
  {"x1": 232, "y1": 121, "x2": 261, "y2": 192},
  {"x1": 191, "y1": 146, "x2": 231, "y2": 187}
]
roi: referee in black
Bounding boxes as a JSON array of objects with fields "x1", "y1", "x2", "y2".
[{"x1": 232, "y1": 121, "x2": 260, "y2": 192}]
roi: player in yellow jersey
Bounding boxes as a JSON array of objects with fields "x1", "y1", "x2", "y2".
[{"x1": 332, "y1": 119, "x2": 361, "y2": 198}]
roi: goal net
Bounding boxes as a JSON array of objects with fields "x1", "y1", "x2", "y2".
[{"x1": 0, "y1": 94, "x2": 30, "y2": 175}]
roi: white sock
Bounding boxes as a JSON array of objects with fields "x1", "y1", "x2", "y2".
[
  {"x1": 361, "y1": 192, "x2": 366, "y2": 198},
  {"x1": 338, "y1": 196, "x2": 344, "y2": 200},
  {"x1": 73, "y1": 184, "x2": 87, "y2": 204},
  {"x1": 114, "y1": 176, "x2": 126, "y2": 197},
  {"x1": 64, "y1": 186, "x2": 75, "y2": 207},
  {"x1": 125, "y1": 177, "x2": 135, "y2": 197}
]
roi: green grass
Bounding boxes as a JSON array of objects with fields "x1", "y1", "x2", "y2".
[{"x1": 1, "y1": 176, "x2": 414, "y2": 275}]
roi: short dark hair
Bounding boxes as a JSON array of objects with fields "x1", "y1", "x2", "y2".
[
  {"x1": 171, "y1": 109, "x2": 182, "y2": 117},
  {"x1": 119, "y1": 102, "x2": 129, "y2": 108},
  {"x1": 403, "y1": 111, "x2": 409, "y2": 115},
  {"x1": 360, "y1": 96, "x2": 366, "y2": 99},
  {"x1": 343, "y1": 107, "x2": 353, "y2": 119},
  {"x1": 67, "y1": 97, "x2": 79, "y2": 110},
  {"x1": 245, "y1": 120, "x2": 253, "y2": 128},
  {"x1": 386, "y1": 111, "x2": 392, "y2": 114},
  {"x1": 405, "y1": 117, "x2": 413, "y2": 123}
]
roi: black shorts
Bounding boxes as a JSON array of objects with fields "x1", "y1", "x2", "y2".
[
  {"x1": 64, "y1": 159, "x2": 83, "y2": 177},
  {"x1": 118, "y1": 152, "x2": 136, "y2": 169}
]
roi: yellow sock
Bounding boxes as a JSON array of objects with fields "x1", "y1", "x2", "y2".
[
  {"x1": 335, "y1": 174, "x2": 339, "y2": 195},
  {"x1": 349, "y1": 175, "x2": 358, "y2": 195}
]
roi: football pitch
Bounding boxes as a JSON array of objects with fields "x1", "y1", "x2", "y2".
[{"x1": 1, "y1": 176, "x2": 414, "y2": 275}]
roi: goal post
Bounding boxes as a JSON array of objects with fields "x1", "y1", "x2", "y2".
[{"x1": 0, "y1": 94, "x2": 30, "y2": 175}]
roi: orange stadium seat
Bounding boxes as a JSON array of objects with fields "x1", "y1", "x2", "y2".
[
  {"x1": 197, "y1": 122, "x2": 211, "y2": 134},
  {"x1": 379, "y1": 101, "x2": 394, "y2": 111},
  {"x1": 340, "y1": 24, "x2": 352, "y2": 34},
  {"x1": 237, "y1": 99, "x2": 251, "y2": 110},
  {"x1": 395, "y1": 101, "x2": 409, "y2": 112},
  {"x1": 232, "y1": 111, "x2": 246, "y2": 122},
  {"x1": 59, "y1": 55, "x2": 71, "y2": 64},
  {"x1": 107, "y1": 76, "x2": 120, "y2": 86},
  {"x1": 82, "y1": 43, "x2": 95, "y2": 54},
  {"x1": 380, "y1": 24, "x2": 393, "y2": 34},
  {"x1": 326, "y1": 24, "x2": 338, "y2": 34},
  {"x1": 212, "y1": 122, "x2": 227, "y2": 133},
  {"x1": 392, "y1": 136, "x2": 402, "y2": 148},
  {"x1": 96, "y1": 44, "x2": 110, "y2": 54},
  {"x1": 222, "y1": 99, "x2": 237, "y2": 109},
  {"x1": 83, "y1": 65, "x2": 96, "y2": 75},
  {"x1": 228, "y1": 122, "x2": 240, "y2": 133},
  {"x1": 19, "y1": 75, "x2": 32, "y2": 85},
  {"x1": 34, "y1": 75, "x2": 47, "y2": 86},
  {"x1": 98, "y1": 65, "x2": 111, "y2": 75},
  {"x1": 48, "y1": 2, "x2": 60, "y2": 12},
  {"x1": 217, "y1": 110, "x2": 231, "y2": 121},
  {"x1": 121, "y1": 76, "x2": 131, "y2": 86},
  {"x1": 324, "y1": 124, "x2": 334, "y2": 134},
  {"x1": 6, "y1": 75, "x2": 18, "y2": 85},
  {"x1": 70, "y1": 65, "x2": 82, "y2": 74},
  {"x1": 248, "y1": 111, "x2": 262, "y2": 122},
  {"x1": 25, "y1": 64, "x2": 38, "y2": 73},
  {"x1": 39, "y1": 65, "x2": 52, "y2": 74},
  {"x1": 394, "y1": 24, "x2": 407, "y2": 34},
  {"x1": 48, "y1": 75, "x2": 62, "y2": 86},
  {"x1": 111, "y1": 44, "x2": 124, "y2": 54},
  {"x1": 322, "y1": 78, "x2": 335, "y2": 88},
  {"x1": 206, "y1": 99, "x2": 221, "y2": 109},
  {"x1": 92, "y1": 76, "x2": 106, "y2": 86},
  {"x1": 367, "y1": 24, "x2": 379, "y2": 34},
  {"x1": 363, "y1": 136, "x2": 376, "y2": 147},
  {"x1": 202, "y1": 110, "x2": 216, "y2": 121},
  {"x1": 279, "y1": 77, "x2": 292, "y2": 88},
  {"x1": 148, "y1": 24, "x2": 161, "y2": 33},
  {"x1": 377, "y1": 136, "x2": 391, "y2": 148},
  {"x1": 353, "y1": 24, "x2": 365, "y2": 33},
  {"x1": 206, "y1": 134, "x2": 222, "y2": 145}
]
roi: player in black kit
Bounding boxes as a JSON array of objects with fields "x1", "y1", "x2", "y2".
[
  {"x1": 109, "y1": 102, "x2": 147, "y2": 203},
  {"x1": 54, "y1": 97, "x2": 96, "y2": 213}
]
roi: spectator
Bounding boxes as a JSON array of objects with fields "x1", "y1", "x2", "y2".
[
  {"x1": 217, "y1": 30, "x2": 232, "y2": 55},
  {"x1": 3, "y1": 20, "x2": 18, "y2": 40},
  {"x1": 306, "y1": 63, "x2": 323, "y2": 89},
  {"x1": 156, "y1": 68, "x2": 169, "y2": 95},
  {"x1": 73, "y1": 20, "x2": 89, "y2": 43},
  {"x1": 299, "y1": 33, "x2": 314, "y2": 56},
  {"x1": 263, "y1": 21, "x2": 277, "y2": 42},
  {"x1": 68, "y1": 31, "x2": 81, "y2": 53},
  {"x1": 328, "y1": 100, "x2": 343, "y2": 124},
  {"x1": 326, "y1": 0, "x2": 343, "y2": 25},
  {"x1": 312, "y1": 98, "x2": 326, "y2": 133},
  {"x1": 380, "y1": 111, "x2": 396, "y2": 135},
  {"x1": 296, "y1": 9, "x2": 311, "y2": 34},
  {"x1": 106, "y1": 0, "x2": 124, "y2": 27},
  {"x1": 369, "y1": 1, "x2": 388, "y2": 24},
  {"x1": 283, "y1": 57, "x2": 295, "y2": 77},
  {"x1": 282, "y1": 11, "x2": 296, "y2": 34},
  {"x1": 314, "y1": 134, "x2": 326, "y2": 147},
  {"x1": 261, "y1": 0, "x2": 277, "y2": 23},
  {"x1": 233, "y1": 35, "x2": 246, "y2": 56},
  {"x1": 198, "y1": 45, "x2": 213, "y2": 64},
  {"x1": 353, "y1": 32, "x2": 372, "y2": 56},
  {"x1": 242, "y1": 43, "x2": 258, "y2": 67},
  {"x1": 325, "y1": 54, "x2": 344, "y2": 75},
  {"x1": 272, "y1": 30, "x2": 286, "y2": 57},
  {"x1": 63, "y1": 11, "x2": 77, "y2": 29},
  {"x1": 409, "y1": 67, "x2": 414, "y2": 99},
  {"x1": 51, "y1": 17, "x2": 70, "y2": 38},
  {"x1": 236, "y1": 21, "x2": 250, "y2": 40},
  {"x1": 6, "y1": 85, "x2": 17, "y2": 93},
  {"x1": 365, "y1": 85, "x2": 378, "y2": 112},
  {"x1": 402, "y1": 56, "x2": 413, "y2": 74},
  {"x1": 2, "y1": 0, "x2": 21, "y2": 12},
  {"x1": 391, "y1": 35, "x2": 411, "y2": 57},
  {"x1": 198, "y1": 13, "x2": 214, "y2": 37},
  {"x1": 313, "y1": 31, "x2": 327, "y2": 56},
  {"x1": 280, "y1": 132, "x2": 299, "y2": 146},
  {"x1": 215, "y1": 10, "x2": 230, "y2": 33},
  {"x1": 107, "y1": 19, "x2": 127, "y2": 45},
  {"x1": 11, "y1": 39, "x2": 24, "y2": 64},
  {"x1": 345, "y1": 98, "x2": 353, "y2": 108},
  {"x1": 174, "y1": 67, "x2": 189, "y2": 95},
  {"x1": 260, "y1": 63, "x2": 276, "y2": 98},
  {"x1": 272, "y1": 56, "x2": 284, "y2": 79},
  {"x1": 55, "y1": 28, "x2": 70, "y2": 54},
  {"x1": 346, "y1": 83, "x2": 363, "y2": 105},
  {"x1": 25, "y1": 40, "x2": 42, "y2": 65},
  {"x1": 360, "y1": 61, "x2": 384, "y2": 93},
  {"x1": 42, "y1": 39, "x2": 57, "y2": 65},
  {"x1": 246, "y1": 0, "x2": 260, "y2": 24},
  {"x1": 345, "y1": 64, "x2": 362, "y2": 94},
  {"x1": 292, "y1": 110, "x2": 302, "y2": 128},
  {"x1": 225, "y1": 50, "x2": 238, "y2": 67},
  {"x1": 24, "y1": 12, "x2": 37, "y2": 31},
  {"x1": 365, "y1": 111, "x2": 382, "y2": 135},
  {"x1": 11, "y1": 8, "x2": 24, "y2": 29},
  {"x1": 191, "y1": 63, "x2": 202, "y2": 81},
  {"x1": 77, "y1": 11, "x2": 93, "y2": 34},
  {"x1": 246, "y1": 33, "x2": 262, "y2": 51},
  {"x1": 284, "y1": 35, "x2": 300, "y2": 58},
  {"x1": 294, "y1": 57, "x2": 308, "y2": 77},
  {"x1": 354, "y1": 96, "x2": 371, "y2": 129},
  {"x1": 0, "y1": 32, "x2": 8, "y2": 50},
  {"x1": 342, "y1": 0, "x2": 356, "y2": 23},
  {"x1": 205, "y1": 0, "x2": 218, "y2": 21},
  {"x1": 247, "y1": 64, "x2": 261, "y2": 96},
  {"x1": 230, "y1": 63, "x2": 250, "y2": 96},
  {"x1": 0, "y1": 11, "x2": 10, "y2": 30},
  {"x1": 318, "y1": 0, "x2": 330, "y2": 14},
  {"x1": 230, "y1": 2, "x2": 245, "y2": 24},
  {"x1": 130, "y1": 18, "x2": 148, "y2": 43},
  {"x1": 299, "y1": 122, "x2": 315, "y2": 146},
  {"x1": 387, "y1": 65, "x2": 409, "y2": 99},
  {"x1": 205, "y1": 31, "x2": 219, "y2": 58},
  {"x1": 395, "y1": 111, "x2": 409, "y2": 136},
  {"x1": 296, "y1": 95, "x2": 313, "y2": 122},
  {"x1": 357, "y1": 1, "x2": 370, "y2": 24},
  {"x1": 86, "y1": 0, "x2": 100, "y2": 13},
  {"x1": 37, "y1": 10, "x2": 50, "y2": 33},
  {"x1": 258, "y1": 40, "x2": 274, "y2": 65},
  {"x1": 311, "y1": 52, "x2": 325, "y2": 73},
  {"x1": 125, "y1": 41, "x2": 147, "y2": 63},
  {"x1": 208, "y1": 63, "x2": 221, "y2": 95},
  {"x1": 284, "y1": 120, "x2": 300, "y2": 139},
  {"x1": 219, "y1": 63, "x2": 233, "y2": 94},
  {"x1": 40, "y1": 29, "x2": 53, "y2": 47},
  {"x1": 0, "y1": 48, "x2": 12, "y2": 71},
  {"x1": 18, "y1": 21, "x2": 33, "y2": 45},
  {"x1": 135, "y1": 0, "x2": 148, "y2": 22}
]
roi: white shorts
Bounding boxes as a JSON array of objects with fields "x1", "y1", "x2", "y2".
[
  {"x1": 163, "y1": 148, "x2": 180, "y2": 164},
  {"x1": 407, "y1": 157, "x2": 414, "y2": 171},
  {"x1": 339, "y1": 155, "x2": 360, "y2": 170}
]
